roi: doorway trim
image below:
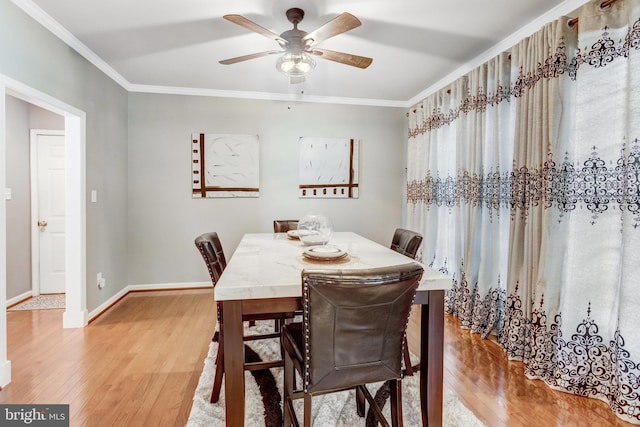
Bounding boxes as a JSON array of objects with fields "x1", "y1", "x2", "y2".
[{"x1": 0, "y1": 74, "x2": 87, "y2": 388}]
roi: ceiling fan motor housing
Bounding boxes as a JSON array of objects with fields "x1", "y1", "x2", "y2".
[
  {"x1": 281, "y1": 8, "x2": 309, "y2": 53},
  {"x1": 280, "y1": 29, "x2": 308, "y2": 53}
]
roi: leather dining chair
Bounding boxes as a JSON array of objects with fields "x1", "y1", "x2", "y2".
[
  {"x1": 390, "y1": 228, "x2": 423, "y2": 259},
  {"x1": 194, "y1": 231, "x2": 297, "y2": 403},
  {"x1": 273, "y1": 220, "x2": 299, "y2": 233},
  {"x1": 390, "y1": 227, "x2": 423, "y2": 376},
  {"x1": 281, "y1": 263, "x2": 423, "y2": 427}
]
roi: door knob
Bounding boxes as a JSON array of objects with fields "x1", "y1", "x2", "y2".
[{"x1": 38, "y1": 220, "x2": 48, "y2": 228}]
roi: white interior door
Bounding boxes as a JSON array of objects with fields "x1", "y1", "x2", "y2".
[{"x1": 34, "y1": 132, "x2": 66, "y2": 294}]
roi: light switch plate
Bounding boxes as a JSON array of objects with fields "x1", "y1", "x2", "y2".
[
  {"x1": 91, "y1": 190, "x2": 97, "y2": 203},
  {"x1": 4, "y1": 188, "x2": 11, "y2": 200}
]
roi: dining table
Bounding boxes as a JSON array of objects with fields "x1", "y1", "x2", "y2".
[{"x1": 214, "y1": 231, "x2": 452, "y2": 426}]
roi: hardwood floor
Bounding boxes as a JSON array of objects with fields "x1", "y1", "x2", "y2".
[
  {"x1": 0, "y1": 290, "x2": 634, "y2": 426},
  {"x1": 408, "y1": 307, "x2": 634, "y2": 427},
  {"x1": 0, "y1": 290, "x2": 216, "y2": 426}
]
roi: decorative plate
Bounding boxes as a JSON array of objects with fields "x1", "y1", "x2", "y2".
[{"x1": 302, "y1": 245, "x2": 348, "y2": 261}]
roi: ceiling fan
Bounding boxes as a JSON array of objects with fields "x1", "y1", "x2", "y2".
[{"x1": 219, "y1": 8, "x2": 373, "y2": 78}]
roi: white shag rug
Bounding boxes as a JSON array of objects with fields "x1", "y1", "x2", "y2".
[
  {"x1": 187, "y1": 321, "x2": 485, "y2": 427},
  {"x1": 8, "y1": 294, "x2": 66, "y2": 311}
]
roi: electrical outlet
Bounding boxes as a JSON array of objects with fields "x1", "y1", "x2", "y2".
[{"x1": 97, "y1": 272, "x2": 106, "y2": 289}]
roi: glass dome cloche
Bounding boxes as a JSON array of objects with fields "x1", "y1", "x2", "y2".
[{"x1": 297, "y1": 214, "x2": 333, "y2": 246}]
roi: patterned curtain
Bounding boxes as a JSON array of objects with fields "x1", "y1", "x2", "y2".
[{"x1": 406, "y1": 0, "x2": 640, "y2": 423}]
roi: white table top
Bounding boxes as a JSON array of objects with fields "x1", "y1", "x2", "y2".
[{"x1": 215, "y1": 232, "x2": 452, "y2": 301}]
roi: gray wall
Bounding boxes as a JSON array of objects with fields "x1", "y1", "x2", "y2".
[
  {"x1": 128, "y1": 94, "x2": 407, "y2": 285},
  {"x1": 1, "y1": 0, "x2": 129, "y2": 311},
  {"x1": 5, "y1": 96, "x2": 64, "y2": 299},
  {"x1": 2, "y1": 0, "x2": 408, "y2": 299}
]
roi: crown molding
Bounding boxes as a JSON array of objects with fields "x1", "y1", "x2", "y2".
[
  {"x1": 12, "y1": 0, "x2": 590, "y2": 109},
  {"x1": 9, "y1": 0, "x2": 407, "y2": 108},
  {"x1": 11, "y1": 0, "x2": 131, "y2": 90},
  {"x1": 128, "y1": 84, "x2": 407, "y2": 108},
  {"x1": 406, "y1": 0, "x2": 592, "y2": 107}
]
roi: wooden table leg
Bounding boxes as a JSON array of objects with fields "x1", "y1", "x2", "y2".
[
  {"x1": 420, "y1": 290, "x2": 444, "y2": 426},
  {"x1": 222, "y1": 300, "x2": 245, "y2": 427}
]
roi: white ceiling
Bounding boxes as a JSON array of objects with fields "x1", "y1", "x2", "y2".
[{"x1": 17, "y1": 0, "x2": 588, "y2": 107}]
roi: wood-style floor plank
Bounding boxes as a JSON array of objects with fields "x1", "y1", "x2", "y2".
[
  {"x1": 1, "y1": 290, "x2": 216, "y2": 427},
  {"x1": 409, "y1": 307, "x2": 634, "y2": 427},
  {"x1": 1, "y1": 290, "x2": 634, "y2": 426}
]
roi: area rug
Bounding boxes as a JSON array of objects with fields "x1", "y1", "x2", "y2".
[
  {"x1": 187, "y1": 321, "x2": 485, "y2": 427},
  {"x1": 8, "y1": 294, "x2": 65, "y2": 311}
]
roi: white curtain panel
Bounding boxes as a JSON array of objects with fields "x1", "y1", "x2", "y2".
[{"x1": 406, "y1": 0, "x2": 640, "y2": 423}]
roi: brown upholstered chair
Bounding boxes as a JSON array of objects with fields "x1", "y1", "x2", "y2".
[
  {"x1": 194, "y1": 232, "x2": 297, "y2": 403},
  {"x1": 281, "y1": 263, "x2": 423, "y2": 427},
  {"x1": 390, "y1": 228, "x2": 423, "y2": 376},
  {"x1": 273, "y1": 220, "x2": 299, "y2": 233},
  {"x1": 391, "y1": 228, "x2": 422, "y2": 375},
  {"x1": 390, "y1": 228, "x2": 423, "y2": 259}
]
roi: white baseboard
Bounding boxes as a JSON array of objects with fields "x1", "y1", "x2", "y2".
[
  {"x1": 127, "y1": 281, "x2": 211, "y2": 292},
  {"x1": 8, "y1": 283, "x2": 211, "y2": 323},
  {"x1": 87, "y1": 287, "x2": 129, "y2": 322},
  {"x1": 87, "y1": 282, "x2": 212, "y2": 322},
  {"x1": 6, "y1": 290, "x2": 33, "y2": 308},
  {"x1": 1, "y1": 282, "x2": 211, "y2": 388}
]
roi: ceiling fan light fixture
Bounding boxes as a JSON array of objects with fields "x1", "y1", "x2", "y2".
[{"x1": 276, "y1": 52, "x2": 315, "y2": 77}]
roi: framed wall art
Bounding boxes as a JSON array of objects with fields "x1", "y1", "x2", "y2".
[
  {"x1": 299, "y1": 137, "x2": 359, "y2": 199},
  {"x1": 192, "y1": 133, "x2": 259, "y2": 198}
]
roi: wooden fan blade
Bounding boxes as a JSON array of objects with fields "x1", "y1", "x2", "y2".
[
  {"x1": 303, "y1": 12, "x2": 361, "y2": 45},
  {"x1": 223, "y1": 15, "x2": 287, "y2": 45},
  {"x1": 310, "y1": 48, "x2": 372, "y2": 69},
  {"x1": 219, "y1": 50, "x2": 282, "y2": 65}
]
